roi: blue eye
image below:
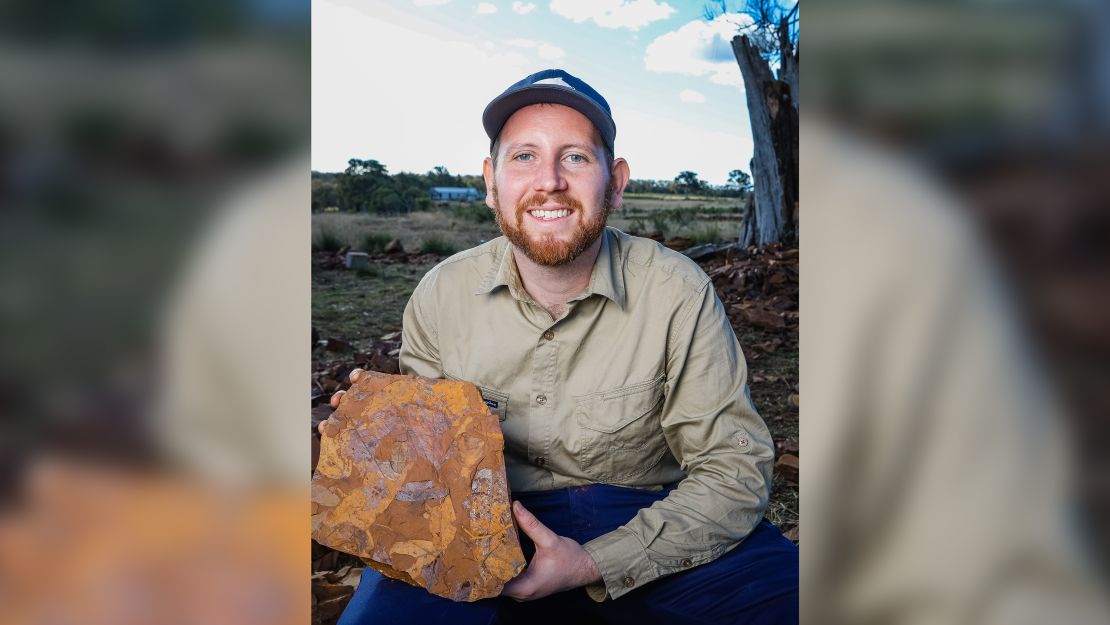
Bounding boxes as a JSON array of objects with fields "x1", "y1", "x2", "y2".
[
  {"x1": 514, "y1": 153, "x2": 534, "y2": 162},
  {"x1": 566, "y1": 154, "x2": 586, "y2": 163}
]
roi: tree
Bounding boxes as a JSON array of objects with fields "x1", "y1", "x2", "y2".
[
  {"x1": 674, "y1": 170, "x2": 706, "y2": 196},
  {"x1": 707, "y1": 0, "x2": 799, "y2": 247},
  {"x1": 728, "y1": 169, "x2": 753, "y2": 193},
  {"x1": 345, "y1": 158, "x2": 388, "y2": 177},
  {"x1": 339, "y1": 158, "x2": 390, "y2": 212},
  {"x1": 428, "y1": 165, "x2": 462, "y2": 187}
]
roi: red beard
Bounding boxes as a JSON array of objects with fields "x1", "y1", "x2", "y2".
[{"x1": 492, "y1": 188, "x2": 612, "y2": 266}]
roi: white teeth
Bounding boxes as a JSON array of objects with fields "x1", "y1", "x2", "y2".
[{"x1": 529, "y1": 209, "x2": 570, "y2": 220}]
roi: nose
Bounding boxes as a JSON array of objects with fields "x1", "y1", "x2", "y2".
[{"x1": 533, "y1": 155, "x2": 567, "y2": 194}]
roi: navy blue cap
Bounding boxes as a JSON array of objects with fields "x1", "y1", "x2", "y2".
[{"x1": 482, "y1": 69, "x2": 616, "y2": 153}]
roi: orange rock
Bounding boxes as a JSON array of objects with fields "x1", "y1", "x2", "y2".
[
  {"x1": 311, "y1": 372, "x2": 525, "y2": 601},
  {"x1": 775, "y1": 453, "x2": 799, "y2": 485}
]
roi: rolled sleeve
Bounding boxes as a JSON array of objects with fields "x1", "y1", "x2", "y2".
[{"x1": 582, "y1": 279, "x2": 774, "y2": 600}]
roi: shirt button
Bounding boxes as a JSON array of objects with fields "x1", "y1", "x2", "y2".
[
  {"x1": 542, "y1": 329, "x2": 555, "y2": 341},
  {"x1": 681, "y1": 558, "x2": 693, "y2": 568},
  {"x1": 622, "y1": 576, "x2": 635, "y2": 588},
  {"x1": 535, "y1": 457, "x2": 546, "y2": 466},
  {"x1": 536, "y1": 394, "x2": 547, "y2": 405}
]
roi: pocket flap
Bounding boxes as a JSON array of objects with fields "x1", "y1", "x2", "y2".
[{"x1": 574, "y1": 375, "x2": 665, "y2": 434}]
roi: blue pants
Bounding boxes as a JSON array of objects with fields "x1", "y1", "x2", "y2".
[{"x1": 337, "y1": 483, "x2": 798, "y2": 625}]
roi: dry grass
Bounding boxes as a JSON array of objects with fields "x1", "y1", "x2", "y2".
[
  {"x1": 611, "y1": 194, "x2": 744, "y2": 243},
  {"x1": 315, "y1": 194, "x2": 746, "y2": 250},
  {"x1": 312, "y1": 209, "x2": 502, "y2": 255}
]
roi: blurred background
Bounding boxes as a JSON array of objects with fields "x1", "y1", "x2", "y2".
[
  {"x1": 804, "y1": 0, "x2": 1110, "y2": 622},
  {"x1": 0, "y1": 1, "x2": 310, "y2": 623},
  {"x1": 2, "y1": 0, "x2": 1109, "y2": 623}
]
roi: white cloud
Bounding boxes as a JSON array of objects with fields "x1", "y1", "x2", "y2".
[
  {"x1": 413, "y1": 0, "x2": 452, "y2": 6},
  {"x1": 314, "y1": 0, "x2": 537, "y2": 177},
  {"x1": 313, "y1": 0, "x2": 749, "y2": 185},
  {"x1": 549, "y1": 0, "x2": 676, "y2": 31},
  {"x1": 505, "y1": 38, "x2": 566, "y2": 60},
  {"x1": 511, "y1": 1, "x2": 536, "y2": 14},
  {"x1": 644, "y1": 14, "x2": 754, "y2": 87},
  {"x1": 536, "y1": 43, "x2": 565, "y2": 60},
  {"x1": 679, "y1": 89, "x2": 705, "y2": 104},
  {"x1": 476, "y1": 2, "x2": 497, "y2": 14}
]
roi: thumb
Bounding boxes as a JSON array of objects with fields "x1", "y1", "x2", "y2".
[{"x1": 512, "y1": 501, "x2": 557, "y2": 550}]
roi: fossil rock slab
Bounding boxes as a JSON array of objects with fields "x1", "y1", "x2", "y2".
[{"x1": 311, "y1": 372, "x2": 525, "y2": 602}]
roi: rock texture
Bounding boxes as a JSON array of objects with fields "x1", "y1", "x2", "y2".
[{"x1": 311, "y1": 372, "x2": 525, "y2": 602}]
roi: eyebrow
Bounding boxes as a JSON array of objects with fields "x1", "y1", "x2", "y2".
[{"x1": 502, "y1": 141, "x2": 598, "y2": 153}]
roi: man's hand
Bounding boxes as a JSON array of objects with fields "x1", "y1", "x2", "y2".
[
  {"x1": 501, "y1": 501, "x2": 602, "y2": 601},
  {"x1": 318, "y1": 368, "x2": 365, "y2": 434}
]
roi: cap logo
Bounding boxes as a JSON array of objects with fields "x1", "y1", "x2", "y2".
[{"x1": 534, "y1": 77, "x2": 572, "y2": 89}]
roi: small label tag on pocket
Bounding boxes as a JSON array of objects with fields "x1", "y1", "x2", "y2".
[{"x1": 483, "y1": 398, "x2": 499, "y2": 410}]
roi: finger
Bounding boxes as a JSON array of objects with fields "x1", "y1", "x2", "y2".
[
  {"x1": 329, "y1": 390, "x2": 346, "y2": 409},
  {"x1": 512, "y1": 501, "x2": 557, "y2": 550},
  {"x1": 348, "y1": 368, "x2": 364, "y2": 384}
]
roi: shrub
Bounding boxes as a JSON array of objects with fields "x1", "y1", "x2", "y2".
[
  {"x1": 650, "y1": 213, "x2": 669, "y2": 234},
  {"x1": 690, "y1": 223, "x2": 724, "y2": 245},
  {"x1": 666, "y1": 208, "x2": 695, "y2": 228},
  {"x1": 361, "y1": 232, "x2": 393, "y2": 253},
  {"x1": 451, "y1": 202, "x2": 494, "y2": 223},
  {"x1": 421, "y1": 236, "x2": 458, "y2": 256},
  {"x1": 313, "y1": 227, "x2": 343, "y2": 252}
]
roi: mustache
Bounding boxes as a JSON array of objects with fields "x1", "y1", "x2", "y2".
[{"x1": 515, "y1": 192, "x2": 585, "y2": 215}]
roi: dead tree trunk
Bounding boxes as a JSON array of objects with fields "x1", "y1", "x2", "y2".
[
  {"x1": 778, "y1": 16, "x2": 799, "y2": 115},
  {"x1": 733, "y1": 22, "x2": 798, "y2": 248}
]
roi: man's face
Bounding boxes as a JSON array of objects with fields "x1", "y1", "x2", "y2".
[{"x1": 483, "y1": 103, "x2": 627, "y2": 266}]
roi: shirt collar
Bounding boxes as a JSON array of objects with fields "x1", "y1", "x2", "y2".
[
  {"x1": 475, "y1": 237, "x2": 529, "y2": 300},
  {"x1": 475, "y1": 228, "x2": 627, "y2": 309}
]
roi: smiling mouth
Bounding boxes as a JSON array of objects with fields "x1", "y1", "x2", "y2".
[{"x1": 527, "y1": 208, "x2": 572, "y2": 221}]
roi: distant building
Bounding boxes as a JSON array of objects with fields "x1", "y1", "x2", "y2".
[{"x1": 429, "y1": 187, "x2": 481, "y2": 202}]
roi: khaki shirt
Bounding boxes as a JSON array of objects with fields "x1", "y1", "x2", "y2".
[{"x1": 398, "y1": 227, "x2": 773, "y2": 600}]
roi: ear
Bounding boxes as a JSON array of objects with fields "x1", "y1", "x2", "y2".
[
  {"x1": 608, "y1": 158, "x2": 630, "y2": 210},
  {"x1": 482, "y1": 157, "x2": 496, "y2": 210}
]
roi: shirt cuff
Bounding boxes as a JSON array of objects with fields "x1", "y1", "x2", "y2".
[{"x1": 582, "y1": 527, "x2": 657, "y2": 601}]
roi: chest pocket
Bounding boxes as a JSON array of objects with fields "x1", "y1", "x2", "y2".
[
  {"x1": 573, "y1": 375, "x2": 667, "y2": 483},
  {"x1": 444, "y1": 372, "x2": 508, "y2": 422}
]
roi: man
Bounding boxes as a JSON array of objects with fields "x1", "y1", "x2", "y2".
[{"x1": 333, "y1": 69, "x2": 798, "y2": 624}]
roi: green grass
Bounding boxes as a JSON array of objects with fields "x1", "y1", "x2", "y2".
[
  {"x1": 312, "y1": 226, "x2": 343, "y2": 252},
  {"x1": 360, "y1": 232, "x2": 393, "y2": 253},
  {"x1": 420, "y1": 236, "x2": 458, "y2": 256},
  {"x1": 650, "y1": 214, "x2": 669, "y2": 234},
  {"x1": 665, "y1": 208, "x2": 696, "y2": 229},
  {"x1": 689, "y1": 224, "x2": 724, "y2": 245},
  {"x1": 312, "y1": 261, "x2": 435, "y2": 352},
  {"x1": 451, "y1": 202, "x2": 494, "y2": 223}
]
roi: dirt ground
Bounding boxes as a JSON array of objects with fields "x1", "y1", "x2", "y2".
[{"x1": 310, "y1": 211, "x2": 796, "y2": 624}]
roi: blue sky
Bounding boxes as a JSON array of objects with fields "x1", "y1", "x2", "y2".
[{"x1": 313, "y1": 0, "x2": 763, "y2": 184}]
